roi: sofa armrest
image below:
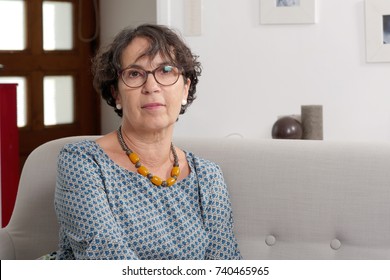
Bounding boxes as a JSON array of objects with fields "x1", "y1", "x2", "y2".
[{"x1": 0, "y1": 229, "x2": 16, "y2": 259}]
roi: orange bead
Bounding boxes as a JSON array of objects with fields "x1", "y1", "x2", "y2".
[
  {"x1": 129, "y1": 153, "x2": 139, "y2": 164},
  {"x1": 171, "y1": 166, "x2": 180, "y2": 177},
  {"x1": 137, "y1": 166, "x2": 149, "y2": 177},
  {"x1": 166, "y1": 177, "x2": 176, "y2": 187},
  {"x1": 151, "y1": 176, "x2": 163, "y2": 186}
]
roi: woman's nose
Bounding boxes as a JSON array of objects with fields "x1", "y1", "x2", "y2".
[{"x1": 142, "y1": 73, "x2": 160, "y2": 94}]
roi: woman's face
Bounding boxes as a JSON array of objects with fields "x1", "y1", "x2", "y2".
[{"x1": 116, "y1": 37, "x2": 190, "y2": 134}]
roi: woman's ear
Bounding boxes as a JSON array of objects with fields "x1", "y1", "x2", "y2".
[
  {"x1": 111, "y1": 85, "x2": 122, "y2": 110},
  {"x1": 111, "y1": 85, "x2": 120, "y2": 102},
  {"x1": 183, "y1": 78, "x2": 191, "y2": 100}
]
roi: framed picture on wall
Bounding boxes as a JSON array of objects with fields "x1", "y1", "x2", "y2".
[
  {"x1": 365, "y1": 0, "x2": 390, "y2": 62},
  {"x1": 260, "y1": 0, "x2": 316, "y2": 24}
]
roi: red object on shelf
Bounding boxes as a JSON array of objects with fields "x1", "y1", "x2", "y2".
[{"x1": 0, "y1": 83, "x2": 19, "y2": 227}]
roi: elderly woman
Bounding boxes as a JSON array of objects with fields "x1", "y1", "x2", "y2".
[{"x1": 54, "y1": 24, "x2": 241, "y2": 260}]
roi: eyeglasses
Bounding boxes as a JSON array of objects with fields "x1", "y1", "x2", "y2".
[{"x1": 118, "y1": 65, "x2": 182, "y2": 88}]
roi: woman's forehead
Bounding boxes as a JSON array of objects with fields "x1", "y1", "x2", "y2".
[
  {"x1": 123, "y1": 36, "x2": 176, "y2": 62},
  {"x1": 121, "y1": 42, "x2": 174, "y2": 68},
  {"x1": 121, "y1": 53, "x2": 168, "y2": 70},
  {"x1": 121, "y1": 37, "x2": 150, "y2": 64}
]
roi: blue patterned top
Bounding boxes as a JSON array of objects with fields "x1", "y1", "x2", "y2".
[{"x1": 54, "y1": 140, "x2": 241, "y2": 260}]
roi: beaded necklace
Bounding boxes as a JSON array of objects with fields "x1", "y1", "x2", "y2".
[{"x1": 117, "y1": 126, "x2": 180, "y2": 187}]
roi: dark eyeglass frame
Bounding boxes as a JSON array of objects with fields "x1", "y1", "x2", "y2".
[{"x1": 118, "y1": 65, "x2": 183, "y2": 88}]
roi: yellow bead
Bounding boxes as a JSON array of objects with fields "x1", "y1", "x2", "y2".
[
  {"x1": 137, "y1": 166, "x2": 149, "y2": 177},
  {"x1": 129, "y1": 153, "x2": 139, "y2": 164},
  {"x1": 151, "y1": 176, "x2": 163, "y2": 186},
  {"x1": 166, "y1": 177, "x2": 176, "y2": 187},
  {"x1": 171, "y1": 166, "x2": 180, "y2": 177}
]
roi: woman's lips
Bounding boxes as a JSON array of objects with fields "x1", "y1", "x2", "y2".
[{"x1": 141, "y1": 102, "x2": 165, "y2": 110}]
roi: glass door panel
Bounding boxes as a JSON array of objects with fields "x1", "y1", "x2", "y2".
[
  {"x1": 0, "y1": 0, "x2": 99, "y2": 178},
  {"x1": 0, "y1": 77, "x2": 27, "y2": 127},
  {"x1": 42, "y1": 1, "x2": 73, "y2": 51},
  {"x1": 0, "y1": 0, "x2": 26, "y2": 50},
  {"x1": 43, "y1": 75, "x2": 74, "y2": 125}
]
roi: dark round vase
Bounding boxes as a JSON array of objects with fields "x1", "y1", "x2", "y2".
[{"x1": 271, "y1": 116, "x2": 303, "y2": 139}]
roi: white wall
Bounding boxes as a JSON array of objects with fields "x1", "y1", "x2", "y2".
[{"x1": 101, "y1": 0, "x2": 390, "y2": 141}]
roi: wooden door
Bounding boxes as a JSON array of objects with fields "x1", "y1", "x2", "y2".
[{"x1": 0, "y1": 0, "x2": 101, "y2": 168}]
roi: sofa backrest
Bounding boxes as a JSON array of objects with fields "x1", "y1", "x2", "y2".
[
  {"x1": 0, "y1": 136, "x2": 100, "y2": 259},
  {"x1": 179, "y1": 138, "x2": 390, "y2": 259},
  {"x1": 1, "y1": 136, "x2": 390, "y2": 259}
]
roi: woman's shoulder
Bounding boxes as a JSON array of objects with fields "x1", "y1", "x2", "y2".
[
  {"x1": 185, "y1": 151, "x2": 223, "y2": 177},
  {"x1": 61, "y1": 139, "x2": 100, "y2": 153},
  {"x1": 185, "y1": 151, "x2": 229, "y2": 205},
  {"x1": 59, "y1": 140, "x2": 103, "y2": 162}
]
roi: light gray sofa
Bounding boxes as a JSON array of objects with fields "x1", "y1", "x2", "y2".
[{"x1": 0, "y1": 136, "x2": 389, "y2": 259}]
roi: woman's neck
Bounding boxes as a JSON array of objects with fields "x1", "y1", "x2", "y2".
[{"x1": 120, "y1": 124, "x2": 175, "y2": 169}]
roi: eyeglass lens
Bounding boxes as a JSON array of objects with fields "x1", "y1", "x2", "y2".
[{"x1": 121, "y1": 65, "x2": 180, "y2": 88}]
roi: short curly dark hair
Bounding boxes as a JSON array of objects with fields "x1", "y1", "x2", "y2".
[{"x1": 92, "y1": 24, "x2": 202, "y2": 117}]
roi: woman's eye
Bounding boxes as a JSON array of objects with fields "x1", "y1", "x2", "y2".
[
  {"x1": 160, "y1": 66, "x2": 173, "y2": 74},
  {"x1": 127, "y1": 70, "x2": 143, "y2": 78}
]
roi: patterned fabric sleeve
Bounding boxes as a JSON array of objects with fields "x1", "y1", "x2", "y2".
[
  {"x1": 55, "y1": 143, "x2": 139, "y2": 260},
  {"x1": 198, "y1": 162, "x2": 242, "y2": 260}
]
